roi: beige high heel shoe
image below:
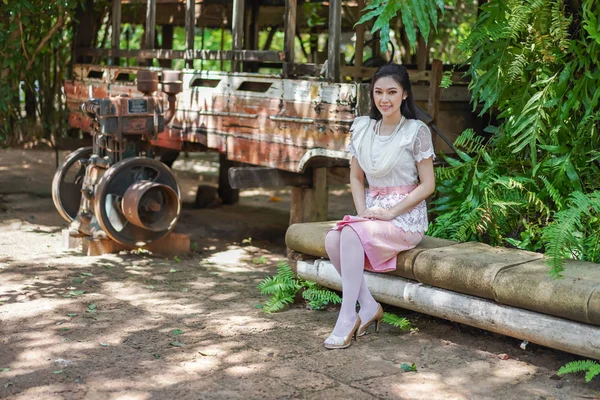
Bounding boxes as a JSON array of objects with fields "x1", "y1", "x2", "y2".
[
  {"x1": 323, "y1": 316, "x2": 362, "y2": 350},
  {"x1": 357, "y1": 303, "x2": 384, "y2": 337}
]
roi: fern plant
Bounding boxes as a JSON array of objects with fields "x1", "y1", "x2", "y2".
[
  {"x1": 427, "y1": 0, "x2": 600, "y2": 276},
  {"x1": 382, "y1": 312, "x2": 413, "y2": 331},
  {"x1": 558, "y1": 360, "x2": 600, "y2": 383},
  {"x1": 301, "y1": 280, "x2": 342, "y2": 311},
  {"x1": 258, "y1": 261, "x2": 302, "y2": 313},
  {"x1": 257, "y1": 261, "x2": 341, "y2": 313}
]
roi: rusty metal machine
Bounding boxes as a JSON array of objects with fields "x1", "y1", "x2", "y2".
[{"x1": 52, "y1": 70, "x2": 183, "y2": 247}]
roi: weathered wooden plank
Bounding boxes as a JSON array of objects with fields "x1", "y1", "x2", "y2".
[
  {"x1": 145, "y1": 0, "x2": 157, "y2": 51},
  {"x1": 159, "y1": 24, "x2": 174, "y2": 68},
  {"x1": 313, "y1": 167, "x2": 328, "y2": 222},
  {"x1": 283, "y1": 0, "x2": 297, "y2": 70},
  {"x1": 283, "y1": 62, "x2": 321, "y2": 77},
  {"x1": 76, "y1": 48, "x2": 284, "y2": 61},
  {"x1": 185, "y1": 0, "x2": 195, "y2": 68},
  {"x1": 231, "y1": 0, "x2": 245, "y2": 72},
  {"x1": 228, "y1": 167, "x2": 312, "y2": 189},
  {"x1": 111, "y1": 0, "x2": 122, "y2": 65},
  {"x1": 417, "y1": 35, "x2": 427, "y2": 71},
  {"x1": 290, "y1": 187, "x2": 305, "y2": 225},
  {"x1": 326, "y1": 0, "x2": 342, "y2": 82}
]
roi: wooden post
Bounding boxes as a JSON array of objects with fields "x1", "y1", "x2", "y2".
[
  {"x1": 289, "y1": 187, "x2": 305, "y2": 225},
  {"x1": 327, "y1": 0, "x2": 342, "y2": 82},
  {"x1": 417, "y1": 34, "x2": 428, "y2": 71},
  {"x1": 231, "y1": 0, "x2": 245, "y2": 72},
  {"x1": 313, "y1": 168, "x2": 328, "y2": 222},
  {"x1": 159, "y1": 25, "x2": 173, "y2": 68},
  {"x1": 283, "y1": 0, "x2": 297, "y2": 77},
  {"x1": 145, "y1": 0, "x2": 156, "y2": 66},
  {"x1": 354, "y1": 0, "x2": 365, "y2": 82},
  {"x1": 111, "y1": 0, "x2": 122, "y2": 65},
  {"x1": 289, "y1": 168, "x2": 328, "y2": 225},
  {"x1": 218, "y1": 153, "x2": 239, "y2": 205},
  {"x1": 185, "y1": 0, "x2": 195, "y2": 69}
]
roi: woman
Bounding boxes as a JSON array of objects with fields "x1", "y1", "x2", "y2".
[{"x1": 323, "y1": 63, "x2": 436, "y2": 349}]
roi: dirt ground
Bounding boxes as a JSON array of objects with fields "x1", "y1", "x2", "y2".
[{"x1": 0, "y1": 148, "x2": 598, "y2": 400}]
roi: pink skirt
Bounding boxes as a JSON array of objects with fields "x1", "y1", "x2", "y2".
[{"x1": 330, "y1": 185, "x2": 424, "y2": 273}]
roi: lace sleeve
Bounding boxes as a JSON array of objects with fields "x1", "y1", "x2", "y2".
[
  {"x1": 413, "y1": 124, "x2": 435, "y2": 162},
  {"x1": 347, "y1": 116, "x2": 369, "y2": 159}
]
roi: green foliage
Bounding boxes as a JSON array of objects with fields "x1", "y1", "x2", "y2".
[
  {"x1": 257, "y1": 261, "x2": 341, "y2": 313},
  {"x1": 301, "y1": 280, "x2": 342, "y2": 311},
  {"x1": 382, "y1": 312, "x2": 413, "y2": 331},
  {"x1": 357, "y1": 0, "x2": 444, "y2": 52},
  {"x1": 558, "y1": 360, "x2": 600, "y2": 383},
  {"x1": 428, "y1": 0, "x2": 600, "y2": 276},
  {"x1": 0, "y1": 0, "x2": 83, "y2": 145}
]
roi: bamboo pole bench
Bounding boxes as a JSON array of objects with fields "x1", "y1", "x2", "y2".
[{"x1": 286, "y1": 221, "x2": 600, "y2": 360}]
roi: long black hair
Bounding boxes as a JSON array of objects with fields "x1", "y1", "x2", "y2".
[{"x1": 369, "y1": 64, "x2": 417, "y2": 120}]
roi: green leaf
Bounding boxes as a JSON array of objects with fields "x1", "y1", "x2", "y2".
[
  {"x1": 1, "y1": 368, "x2": 10, "y2": 372},
  {"x1": 66, "y1": 313, "x2": 78, "y2": 317},
  {"x1": 372, "y1": 1, "x2": 403, "y2": 33},
  {"x1": 170, "y1": 341, "x2": 185, "y2": 347},
  {"x1": 400, "y1": 6, "x2": 417, "y2": 48},
  {"x1": 400, "y1": 363, "x2": 417, "y2": 372},
  {"x1": 171, "y1": 329, "x2": 183, "y2": 336},
  {"x1": 173, "y1": 256, "x2": 181, "y2": 263},
  {"x1": 52, "y1": 370, "x2": 64, "y2": 374},
  {"x1": 99, "y1": 341, "x2": 109, "y2": 347},
  {"x1": 409, "y1": 0, "x2": 430, "y2": 42},
  {"x1": 356, "y1": 8, "x2": 382, "y2": 27},
  {"x1": 69, "y1": 290, "x2": 85, "y2": 296},
  {"x1": 80, "y1": 273, "x2": 93, "y2": 277},
  {"x1": 169, "y1": 268, "x2": 177, "y2": 273},
  {"x1": 71, "y1": 278, "x2": 84, "y2": 284},
  {"x1": 154, "y1": 353, "x2": 161, "y2": 359}
]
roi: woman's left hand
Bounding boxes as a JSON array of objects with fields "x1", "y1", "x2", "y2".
[{"x1": 358, "y1": 207, "x2": 395, "y2": 221}]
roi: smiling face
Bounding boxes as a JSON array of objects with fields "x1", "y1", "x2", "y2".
[{"x1": 372, "y1": 76, "x2": 406, "y2": 120}]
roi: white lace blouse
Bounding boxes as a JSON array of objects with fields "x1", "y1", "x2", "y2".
[{"x1": 347, "y1": 116, "x2": 435, "y2": 232}]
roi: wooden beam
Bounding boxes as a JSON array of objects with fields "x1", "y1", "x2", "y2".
[
  {"x1": 326, "y1": 0, "x2": 342, "y2": 82},
  {"x1": 231, "y1": 0, "x2": 245, "y2": 72},
  {"x1": 111, "y1": 0, "x2": 122, "y2": 66},
  {"x1": 77, "y1": 48, "x2": 284, "y2": 62},
  {"x1": 145, "y1": 0, "x2": 156, "y2": 51},
  {"x1": 158, "y1": 25, "x2": 173, "y2": 68},
  {"x1": 185, "y1": 0, "x2": 195, "y2": 68},
  {"x1": 283, "y1": 62, "x2": 321, "y2": 77},
  {"x1": 228, "y1": 167, "x2": 312, "y2": 189},
  {"x1": 313, "y1": 168, "x2": 328, "y2": 222},
  {"x1": 283, "y1": 0, "x2": 297, "y2": 77},
  {"x1": 354, "y1": 0, "x2": 365, "y2": 82},
  {"x1": 428, "y1": 59, "x2": 443, "y2": 123},
  {"x1": 218, "y1": 154, "x2": 239, "y2": 205},
  {"x1": 417, "y1": 34, "x2": 428, "y2": 71}
]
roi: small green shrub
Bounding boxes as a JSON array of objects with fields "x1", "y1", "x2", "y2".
[
  {"x1": 558, "y1": 360, "x2": 600, "y2": 383},
  {"x1": 257, "y1": 261, "x2": 341, "y2": 313}
]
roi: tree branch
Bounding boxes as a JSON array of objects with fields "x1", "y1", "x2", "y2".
[
  {"x1": 19, "y1": 17, "x2": 31, "y2": 66},
  {"x1": 26, "y1": 13, "x2": 66, "y2": 70}
]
